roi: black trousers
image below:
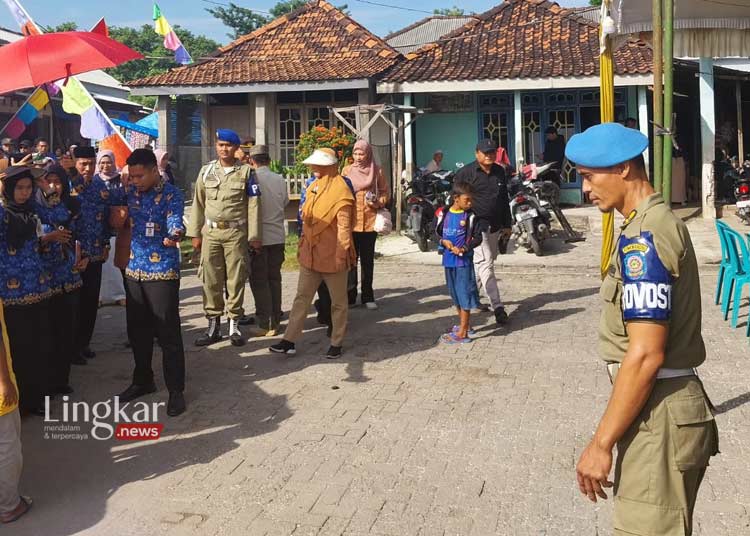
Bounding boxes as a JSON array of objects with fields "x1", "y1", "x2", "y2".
[
  {"x1": 125, "y1": 278, "x2": 185, "y2": 393},
  {"x1": 5, "y1": 301, "x2": 52, "y2": 410},
  {"x1": 315, "y1": 282, "x2": 331, "y2": 325},
  {"x1": 348, "y1": 231, "x2": 378, "y2": 304},
  {"x1": 249, "y1": 244, "x2": 285, "y2": 329},
  {"x1": 48, "y1": 289, "x2": 80, "y2": 389},
  {"x1": 76, "y1": 260, "x2": 103, "y2": 353}
]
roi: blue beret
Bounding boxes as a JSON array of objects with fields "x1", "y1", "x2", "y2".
[
  {"x1": 565, "y1": 122, "x2": 648, "y2": 168},
  {"x1": 216, "y1": 129, "x2": 241, "y2": 145}
]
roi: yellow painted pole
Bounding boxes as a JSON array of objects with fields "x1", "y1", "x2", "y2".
[{"x1": 599, "y1": 1, "x2": 616, "y2": 280}]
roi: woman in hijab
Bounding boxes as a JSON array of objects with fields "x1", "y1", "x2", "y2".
[
  {"x1": 36, "y1": 165, "x2": 87, "y2": 391},
  {"x1": 154, "y1": 149, "x2": 176, "y2": 185},
  {"x1": 342, "y1": 139, "x2": 389, "y2": 310},
  {"x1": 95, "y1": 150, "x2": 126, "y2": 306},
  {"x1": 0, "y1": 166, "x2": 56, "y2": 415},
  {"x1": 270, "y1": 148, "x2": 355, "y2": 359}
]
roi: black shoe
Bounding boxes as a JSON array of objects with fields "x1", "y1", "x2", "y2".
[
  {"x1": 229, "y1": 319, "x2": 245, "y2": 347},
  {"x1": 71, "y1": 355, "x2": 87, "y2": 366},
  {"x1": 167, "y1": 391, "x2": 186, "y2": 417},
  {"x1": 54, "y1": 385, "x2": 74, "y2": 395},
  {"x1": 81, "y1": 347, "x2": 95, "y2": 359},
  {"x1": 117, "y1": 383, "x2": 157, "y2": 403},
  {"x1": 238, "y1": 314, "x2": 255, "y2": 326},
  {"x1": 494, "y1": 306, "x2": 509, "y2": 325},
  {"x1": 269, "y1": 340, "x2": 296, "y2": 356},
  {"x1": 195, "y1": 317, "x2": 222, "y2": 347},
  {"x1": 325, "y1": 345, "x2": 342, "y2": 359}
]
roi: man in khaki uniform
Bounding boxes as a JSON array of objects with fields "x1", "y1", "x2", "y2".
[
  {"x1": 188, "y1": 129, "x2": 262, "y2": 347},
  {"x1": 567, "y1": 123, "x2": 718, "y2": 536}
]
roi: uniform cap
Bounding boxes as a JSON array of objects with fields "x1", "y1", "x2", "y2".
[
  {"x1": 19, "y1": 139, "x2": 32, "y2": 148},
  {"x1": 0, "y1": 165, "x2": 46, "y2": 181},
  {"x1": 216, "y1": 129, "x2": 241, "y2": 145},
  {"x1": 1, "y1": 138, "x2": 13, "y2": 145},
  {"x1": 565, "y1": 122, "x2": 648, "y2": 168},
  {"x1": 248, "y1": 144, "x2": 269, "y2": 157},
  {"x1": 476, "y1": 139, "x2": 498, "y2": 153},
  {"x1": 303, "y1": 148, "x2": 338, "y2": 166}
]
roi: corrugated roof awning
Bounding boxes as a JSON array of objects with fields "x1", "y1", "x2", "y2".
[{"x1": 612, "y1": 0, "x2": 750, "y2": 57}]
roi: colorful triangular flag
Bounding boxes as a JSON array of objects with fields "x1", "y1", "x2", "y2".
[{"x1": 153, "y1": 3, "x2": 192, "y2": 65}]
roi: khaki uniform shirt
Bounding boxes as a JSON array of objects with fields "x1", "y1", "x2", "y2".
[
  {"x1": 187, "y1": 160, "x2": 261, "y2": 242},
  {"x1": 599, "y1": 193, "x2": 706, "y2": 369}
]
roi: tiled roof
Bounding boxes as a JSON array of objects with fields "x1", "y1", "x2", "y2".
[
  {"x1": 386, "y1": 16, "x2": 477, "y2": 54},
  {"x1": 129, "y1": 0, "x2": 400, "y2": 87},
  {"x1": 381, "y1": 0, "x2": 653, "y2": 83}
]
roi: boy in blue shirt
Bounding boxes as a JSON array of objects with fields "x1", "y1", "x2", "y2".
[{"x1": 436, "y1": 183, "x2": 483, "y2": 344}]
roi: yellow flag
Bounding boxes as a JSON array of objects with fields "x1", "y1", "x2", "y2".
[
  {"x1": 28, "y1": 88, "x2": 49, "y2": 110},
  {"x1": 61, "y1": 78, "x2": 94, "y2": 116}
]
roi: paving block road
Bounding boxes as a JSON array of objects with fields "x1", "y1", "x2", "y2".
[{"x1": 14, "y1": 232, "x2": 750, "y2": 535}]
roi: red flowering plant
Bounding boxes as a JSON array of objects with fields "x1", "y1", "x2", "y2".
[{"x1": 290, "y1": 125, "x2": 356, "y2": 176}]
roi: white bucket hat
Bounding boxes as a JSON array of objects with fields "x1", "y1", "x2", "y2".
[{"x1": 302, "y1": 149, "x2": 339, "y2": 166}]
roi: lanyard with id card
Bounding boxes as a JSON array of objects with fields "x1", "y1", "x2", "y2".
[{"x1": 145, "y1": 222, "x2": 155, "y2": 237}]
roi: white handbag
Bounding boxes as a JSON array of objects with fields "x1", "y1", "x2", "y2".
[{"x1": 372, "y1": 175, "x2": 392, "y2": 235}]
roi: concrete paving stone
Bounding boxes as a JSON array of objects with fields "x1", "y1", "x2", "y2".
[{"x1": 12, "y1": 239, "x2": 750, "y2": 536}]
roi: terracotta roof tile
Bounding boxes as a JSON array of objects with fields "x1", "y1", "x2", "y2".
[
  {"x1": 129, "y1": 0, "x2": 400, "y2": 87},
  {"x1": 380, "y1": 0, "x2": 652, "y2": 83}
]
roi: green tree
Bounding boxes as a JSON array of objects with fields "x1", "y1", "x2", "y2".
[
  {"x1": 208, "y1": 0, "x2": 349, "y2": 40},
  {"x1": 269, "y1": 0, "x2": 309, "y2": 17},
  {"x1": 588, "y1": 0, "x2": 602, "y2": 5},
  {"x1": 105, "y1": 24, "x2": 219, "y2": 85},
  {"x1": 205, "y1": 2, "x2": 269, "y2": 40},
  {"x1": 43, "y1": 21, "x2": 79, "y2": 32},
  {"x1": 434, "y1": 6, "x2": 465, "y2": 16},
  {"x1": 269, "y1": 0, "x2": 348, "y2": 17}
]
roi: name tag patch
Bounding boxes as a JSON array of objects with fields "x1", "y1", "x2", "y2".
[
  {"x1": 622, "y1": 282, "x2": 672, "y2": 320},
  {"x1": 619, "y1": 231, "x2": 673, "y2": 321}
]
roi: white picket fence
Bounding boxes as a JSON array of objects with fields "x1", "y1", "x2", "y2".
[{"x1": 283, "y1": 174, "x2": 307, "y2": 200}]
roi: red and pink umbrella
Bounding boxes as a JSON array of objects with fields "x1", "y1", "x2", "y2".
[{"x1": 0, "y1": 31, "x2": 143, "y2": 95}]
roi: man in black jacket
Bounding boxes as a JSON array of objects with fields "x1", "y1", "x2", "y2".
[{"x1": 453, "y1": 139, "x2": 512, "y2": 324}]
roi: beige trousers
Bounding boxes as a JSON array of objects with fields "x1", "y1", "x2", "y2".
[
  {"x1": 284, "y1": 266, "x2": 349, "y2": 346},
  {"x1": 0, "y1": 409, "x2": 22, "y2": 515},
  {"x1": 199, "y1": 227, "x2": 248, "y2": 319}
]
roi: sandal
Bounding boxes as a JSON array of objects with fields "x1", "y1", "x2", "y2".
[
  {"x1": 440, "y1": 332, "x2": 471, "y2": 345},
  {"x1": 1, "y1": 496, "x2": 32, "y2": 523}
]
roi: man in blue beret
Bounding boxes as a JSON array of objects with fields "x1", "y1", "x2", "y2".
[
  {"x1": 568, "y1": 123, "x2": 717, "y2": 536},
  {"x1": 188, "y1": 129, "x2": 262, "y2": 347}
]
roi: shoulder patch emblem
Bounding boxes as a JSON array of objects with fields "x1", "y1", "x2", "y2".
[{"x1": 624, "y1": 252, "x2": 646, "y2": 280}]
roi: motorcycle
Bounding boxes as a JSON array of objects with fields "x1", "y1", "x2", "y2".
[
  {"x1": 735, "y1": 160, "x2": 750, "y2": 225},
  {"x1": 403, "y1": 168, "x2": 455, "y2": 251},
  {"x1": 507, "y1": 164, "x2": 557, "y2": 256}
]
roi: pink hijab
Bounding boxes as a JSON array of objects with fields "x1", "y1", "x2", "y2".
[
  {"x1": 347, "y1": 139, "x2": 378, "y2": 193},
  {"x1": 154, "y1": 149, "x2": 169, "y2": 173}
]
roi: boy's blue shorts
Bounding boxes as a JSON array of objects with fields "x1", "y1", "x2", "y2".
[{"x1": 445, "y1": 266, "x2": 480, "y2": 311}]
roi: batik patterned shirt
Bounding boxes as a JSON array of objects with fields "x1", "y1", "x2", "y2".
[
  {"x1": 125, "y1": 180, "x2": 185, "y2": 281},
  {"x1": 37, "y1": 200, "x2": 83, "y2": 294},
  {"x1": 0, "y1": 205, "x2": 53, "y2": 306},
  {"x1": 71, "y1": 175, "x2": 111, "y2": 262}
]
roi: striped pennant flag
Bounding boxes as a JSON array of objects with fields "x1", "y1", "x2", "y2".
[{"x1": 153, "y1": 3, "x2": 192, "y2": 65}]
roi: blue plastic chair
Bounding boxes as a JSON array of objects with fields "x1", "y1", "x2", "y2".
[
  {"x1": 719, "y1": 226, "x2": 750, "y2": 328},
  {"x1": 714, "y1": 221, "x2": 732, "y2": 305}
]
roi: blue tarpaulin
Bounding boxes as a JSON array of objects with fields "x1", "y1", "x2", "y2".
[{"x1": 112, "y1": 112, "x2": 158, "y2": 138}]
